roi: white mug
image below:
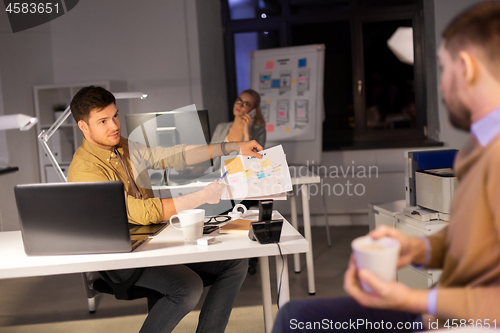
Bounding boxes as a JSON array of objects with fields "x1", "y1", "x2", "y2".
[
  {"x1": 229, "y1": 204, "x2": 247, "y2": 219},
  {"x1": 169, "y1": 209, "x2": 205, "y2": 241}
]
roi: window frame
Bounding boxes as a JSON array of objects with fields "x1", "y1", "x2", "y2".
[{"x1": 221, "y1": 0, "x2": 430, "y2": 150}]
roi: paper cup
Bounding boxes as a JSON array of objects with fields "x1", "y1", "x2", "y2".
[{"x1": 351, "y1": 236, "x2": 400, "y2": 293}]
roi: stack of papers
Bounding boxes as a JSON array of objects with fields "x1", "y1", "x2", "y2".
[{"x1": 220, "y1": 145, "x2": 292, "y2": 200}]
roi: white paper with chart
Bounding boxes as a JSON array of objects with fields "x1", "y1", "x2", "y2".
[{"x1": 220, "y1": 145, "x2": 292, "y2": 200}]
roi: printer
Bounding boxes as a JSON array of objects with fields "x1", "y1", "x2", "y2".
[
  {"x1": 403, "y1": 150, "x2": 458, "y2": 222},
  {"x1": 408, "y1": 168, "x2": 458, "y2": 221}
]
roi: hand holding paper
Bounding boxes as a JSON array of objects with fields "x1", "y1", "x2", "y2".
[
  {"x1": 220, "y1": 145, "x2": 292, "y2": 200},
  {"x1": 236, "y1": 140, "x2": 263, "y2": 159}
]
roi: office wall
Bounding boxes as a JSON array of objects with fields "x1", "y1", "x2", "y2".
[
  {"x1": 49, "y1": 0, "x2": 228, "y2": 134},
  {"x1": 0, "y1": 14, "x2": 54, "y2": 231},
  {"x1": 195, "y1": 0, "x2": 229, "y2": 131},
  {"x1": 425, "y1": 0, "x2": 479, "y2": 149},
  {"x1": 273, "y1": 148, "x2": 408, "y2": 226}
]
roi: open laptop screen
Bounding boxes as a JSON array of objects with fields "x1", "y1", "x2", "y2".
[{"x1": 14, "y1": 181, "x2": 142, "y2": 255}]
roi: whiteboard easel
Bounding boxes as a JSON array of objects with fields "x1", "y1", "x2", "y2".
[{"x1": 251, "y1": 44, "x2": 325, "y2": 165}]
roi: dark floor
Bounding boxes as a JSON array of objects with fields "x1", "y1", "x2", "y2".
[{"x1": 0, "y1": 225, "x2": 369, "y2": 332}]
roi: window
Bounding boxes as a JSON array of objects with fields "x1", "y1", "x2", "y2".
[
  {"x1": 228, "y1": 0, "x2": 282, "y2": 20},
  {"x1": 234, "y1": 30, "x2": 280, "y2": 94},
  {"x1": 222, "y1": 0, "x2": 428, "y2": 150}
]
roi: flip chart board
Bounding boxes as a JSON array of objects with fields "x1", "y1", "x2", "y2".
[{"x1": 251, "y1": 44, "x2": 325, "y2": 165}]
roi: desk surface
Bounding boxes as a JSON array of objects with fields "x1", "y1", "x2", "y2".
[{"x1": 0, "y1": 212, "x2": 308, "y2": 280}]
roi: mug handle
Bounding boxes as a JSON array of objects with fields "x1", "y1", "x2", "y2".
[{"x1": 169, "y1": 215, "x2": 182, "y2": 230}]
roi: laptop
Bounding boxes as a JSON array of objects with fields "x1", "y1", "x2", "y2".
[
  {"x1": 129, "y1": 222, "x2": 168, "y2": 236},
  {"x1": 14, "y1": 181, "x2": 149, "y2": 256}
]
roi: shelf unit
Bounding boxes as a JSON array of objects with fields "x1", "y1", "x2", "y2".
[{"x1": 33, "y1": 81, "x2": 116, "y2": 183}]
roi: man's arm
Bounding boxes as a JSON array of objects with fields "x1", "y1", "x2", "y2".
[
  {"x1": 183, "y1": 141, "x2": 263, "y2": 166},
  {"x1": 161, "y1": 181, "x2": 225, "y2": 221}
]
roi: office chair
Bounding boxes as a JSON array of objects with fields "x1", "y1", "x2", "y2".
[
  {"x1": 92, "y1": 269, "x2": 163, "y2": 313},
  {"x1": 83, "y1": 269, "x2": 218, "y2": 313}
]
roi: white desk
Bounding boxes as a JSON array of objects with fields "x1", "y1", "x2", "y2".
[
  {"x1": 0, "y1": 211, "x2": 307, "y2": 333},
  {"x1": 154, "y1": 167, "x2": 322, "y2": 295},
  {"x1": 288, "y1": 166, "x2": 321, "y2": 295}
]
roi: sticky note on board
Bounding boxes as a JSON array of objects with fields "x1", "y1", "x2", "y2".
[
  {"x1": 265, "y1": 61, "x2": 274, "y2": 70},
  {"x1": 292, "y1": 78, "x2": 297, "y2": 85},
  {"x1": 260, "y1": 158, "x2": 272, "y2": 169},
  {"x1": 224, "y1": 157, "x2": 244, "y2": 175},
  {"x1": 242, "y1": 169, "x2": 253, "y2": 178},
  {"x1": 298, "y1": 58, "x2": 307, "y2": 67},
  {"x1": 285, "y1": 127, "x2": 291, "y2": 133},
  {"x1": 266, "y1": 124, "x2": 275, "y2": 132},
  {"x1": 272, "y1": 79, "x2": 280, "y2": 88}
]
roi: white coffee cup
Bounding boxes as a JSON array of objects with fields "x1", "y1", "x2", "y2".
[
  {"x1": 169, "y1": 209, "x2": 205, "y2": 241},
  {"x1": 351, "y1": 236, "x2": 400, "y2": 293}
]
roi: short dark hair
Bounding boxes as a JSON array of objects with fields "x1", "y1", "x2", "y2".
[
  {"x1": 70, "y1": 86, "x2": 116, "y2": 123},
  {"x1": 443, "y1": 1, "x2": 500, "y2": 72}
]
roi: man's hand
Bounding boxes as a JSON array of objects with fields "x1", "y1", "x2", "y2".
[
  {"x1": 368, "y1": 225, "x2": 426, "y2": 267},
  {"x1": 201, "y1": 181, "x2": 226, "y2": 204},
  {"x1": 344, "y1": 254, "x2": 428, "y2": 313},
  {"x1": 235, "y1": 140, "x2": 263, "y2": 159},
  {"x1": 163, "y1": 181, "x2": 225, "y2": 221}
]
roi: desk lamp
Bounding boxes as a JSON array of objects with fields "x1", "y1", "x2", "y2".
[
  {"x1": 0, "y1": 114, "x2": 37, "y2": 131},
  {"x1": 0, "y1": 114, "x2": 38, "y2": 170},
  {"x1": 38, "y1": 92, "x2": 148, "y2": 182}
]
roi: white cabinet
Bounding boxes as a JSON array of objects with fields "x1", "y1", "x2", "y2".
[
  {"x1": 369, "y1": 201, "x2": 447, "y2": 289},
  {"x1": 369, "y1": 199, "x2": 406, "y2": 230},
  {"x1": 395, "y1": 213, "x2": 446, "y2": 289},
  {"x1": 33, "y1": 81, "x2": 124, "y2": 182}
]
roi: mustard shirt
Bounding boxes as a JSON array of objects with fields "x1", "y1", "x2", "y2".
[{"x1": 68, "y1": 137, "x2": 187, "y2": 225}]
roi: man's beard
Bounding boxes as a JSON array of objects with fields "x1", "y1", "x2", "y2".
[
  {"x1": 447, "y1": 102, "x2": 472, "y2": 132},
  {"x1": 444, "y1": 78, "x2": 472, "y2": 132}
]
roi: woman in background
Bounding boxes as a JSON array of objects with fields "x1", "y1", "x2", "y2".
[
  {"x1": 212, "y1": 89, "x2": 266, "y2": 148},
  {"x1": 212, "y1": 89, "x2": 266, "y2": 275}
]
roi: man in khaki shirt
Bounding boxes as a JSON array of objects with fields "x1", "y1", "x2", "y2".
[
  {"x1": 68, "y1": 88, "x2": 262, "y2": 225},
  {"x1": 68, "y1": 86, "x2": 263, "y2": 333}
]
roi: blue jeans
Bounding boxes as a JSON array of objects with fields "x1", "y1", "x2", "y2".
[
  {"x1": 111, "y1": 258, "x2": 248, "y2": 333},
  {"x1": 272, "y1": 297, "x2": 423, "y2": 333}
]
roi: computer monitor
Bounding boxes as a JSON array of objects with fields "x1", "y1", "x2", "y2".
[
  {"x1": 125, "y1": 110, "x2": 216, "y2": 186},
  {"x1": 125, "y1": 110, "x2": 211, "y2": 147}
]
